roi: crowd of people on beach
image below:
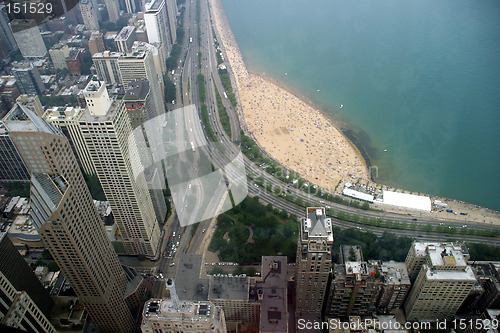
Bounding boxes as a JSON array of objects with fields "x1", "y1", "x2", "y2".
[
  {"x1": 208, "y1": 0, "x2": 500, "y2": 224},
  {"x1": 209, "y1": 0, "x2": 368, "y2": 190}
]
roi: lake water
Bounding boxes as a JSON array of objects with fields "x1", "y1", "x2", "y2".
[{"x1": 221, "y1": 0, "x2": 500, "y2": 210}]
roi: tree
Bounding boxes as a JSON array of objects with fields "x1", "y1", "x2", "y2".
[{"x1": 48, "y1": 261, "x2": 60, "y2": 272}]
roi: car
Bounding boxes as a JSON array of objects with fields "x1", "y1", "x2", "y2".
[
  {"x1": 463, "y1": 225, "x2": 467, "y2": 228},
  {"x1": 202, "y1": 228, "x2": 206, "y2": 233},
  {"x1": 169, "y1": 263, "x2": 175, "y2": 267}
]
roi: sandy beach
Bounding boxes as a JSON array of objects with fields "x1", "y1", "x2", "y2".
[
  {"x1": 208, "y1": 0, "x2": 500, "y2": 226},
  {"x1": 209, "y1": 0, "x2": 369, "y2": 194}
]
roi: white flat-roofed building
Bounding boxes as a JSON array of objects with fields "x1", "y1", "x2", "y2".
[
  {"x1": 376, "y1": 190, "x2": 431, "y2": 212},
  {"x1": 342, "y1": 187, "x2": 374, "y2": 202}
]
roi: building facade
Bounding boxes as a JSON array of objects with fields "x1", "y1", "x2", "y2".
[
  {"x1": 80, "y1": 0, "x2": 100, "y2": 31},
  {"x1": 404, "y1": 242, "x2": 476, "y2": 321},
  {"x1": 295, "y1": 207, "x2": 334, "y2": 313},
  {"x1": 0, "y1": 272, "x2": 56, "y2": 333},
  {"x1": 78, "y1": 79, "x2": 161, "y2": 256},
  {"x1": 89, "y1": 31, "x2": 105, "y2": 56},
  {"x1": 12, "y1": 63, "x2": 46, "y2": 96},
  {"x1": 3, "y1": 104, "x2": 135, "y2": 333}
]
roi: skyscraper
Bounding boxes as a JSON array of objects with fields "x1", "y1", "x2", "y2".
[
  {"x1": 43, "y1": 105, "x2": 97, "y2": 176},
  {"x1": 9, "y1": 19, "x2": 47, "y2": 58},
  {"x1": 123, "y1": 79, "x2": 167, "y2": 224},
  {"x1": 79, "y1": 0, "x2": 100, "y2": 31},
  {"x1": 88, "y1": 31, "x2": 105, "y2": 56},
  {"x1": 93, "y1": 51, "x2": 122, "y2": 85},
  {"x1": 0, "y1": 271, "x2": 56, "y2": 333},
  {"x1": 295, "y1": 207, "x2": 333, "y2": 313},
  {"x1": 115, "y1": 26, "x2": 137, "y2": 53},
  {"x1": 144, "y1": 0, "x2": 174, "y2": 62},
  {"x1": 118, "y1": 42, "x2": 165, "y2": 116},
  {"x1": 104, "y1": 0, "x2": 120, "y2": 22},
  {"x1": 3, "y1": 104, "x2": 135, "y2": 333},
  {"x1": 16, "y1": 95, "x2": 44, "y2": 117},
  {"x1": 78, "y1": 78, "x2": 161, "y2": 256},
  {"x1": 12, "y1": 63, "x2": 46, "y2": 96},
  {"x1": 0, "y1": 232, "x2": 54, "y2": 317},
  {"x1": 404, "y1": 242, "x2": 476, "y2": 321},
  {"x1": 0, "y1": 4, "x2": 18, "y2": 59}
]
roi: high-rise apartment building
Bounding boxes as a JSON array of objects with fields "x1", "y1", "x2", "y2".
[
  {"x1": 12, "y1": 63, "x2": 46, "y2": 96},
  {"x1": 93, "y1": 51, "x2": 122, "y2": 85},
  {"x1": 78, "y1": 78, "x2": 161, "y2": 256},
  {"x1": 118, "y1": 42, "x2": 165, "y2": 115},
  {"x1": 405, "y1": 241, "x2": 470, "y2": 281},
  {"x1": 93, "y1": 43, "x2": 165, "y2": 115},
  {"x1": 104, "y1": 0, "x2": 120, "y2": 22},
  {"x1": 3, "y1": 104, "x2": 135, "y2": 333},
  {"x1": 324, "y1": 246, "x2": 380, "y2": 318},
  {"x1": 9, "y1": 19, "x2": 47, "y2": 58},
  {"x1": 115, "y1": 26, "x2": 137, "y2": 53},
  {"x1": 89, "y1": 31, "x2": 105, "y2": 56},
  {"x1": 80, "y1": 0, "x2": 100, "y2": 31},
  {"x1": 404, "y1": 242, "x2": 476, "y2": 321},
  {"x1": 0, "y1": 271, "x2": 56, "y2": 333},
  {"x1": 123, "y1": 79, "x2": 166, "y2": 223},
  {"x1": 43, "y1": 106, "x2": 96, "y2": 176},
  {"x1": 142, "y1": 280, "x2": 227, "y2": 333},
  {"x1": 295, "y1": 207, "x2": 333, "y2": 313},
  {"x1": 49, "y1": 44, "x2": 70, "y2": 70},
  {"x1": 376, "y1": 261, "x2": 411, "y2": 313},
  {"x1": 144, "y1": 0, "x2": 174, "y2": 62}
]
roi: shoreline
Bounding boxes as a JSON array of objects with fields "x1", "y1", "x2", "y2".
[
  {"x1": 208, "y1": 0, "x2": 500, "y2": 224},
  {"x1": 247, "y1": 69, "x2": 373, "y2": 171}
]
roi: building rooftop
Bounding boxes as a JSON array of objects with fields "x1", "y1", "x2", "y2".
[
  {"x1": 43, "y1": 106, "x2": 82, "y2": 122},
  {"x1": 424, "y1": 264, "x2": 476, "y2": 282},
  {"x1": 175, "y1": 254, "x2": 209, "y2": 301},
  {"x1": 146, "y1": 0, "x2": 164, "y2": 12},
  {"x1": 3, "y1": 104, "x2": 62, "y2": 135},
  {"x1": 425, "y1": 243, "x2": 468, "y2": 268},
  {"x1": 208, "y1": 275, "x2": 250, "y2": 301},
  {"x1": 257, "y1": 256, "x2": 288, "y2": 333},
  {"x1": 124, "y1": 79, "x2": 149, "y2": 101},
  {"x1": 303, "y1": 207, "x2": 333, "y2": 241},
  {"x1": 341, "y1": 245, "x2": 363, "y2": 264},
  {"x1": 380, "y1": 261, "x2": 410, "y2": 285},
  {"x1": 144, "y1": 298, "x2": 219, "y2": 323},
  {"x1": 116, "y1": 26, "x2": 136, "y2": 41}
]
